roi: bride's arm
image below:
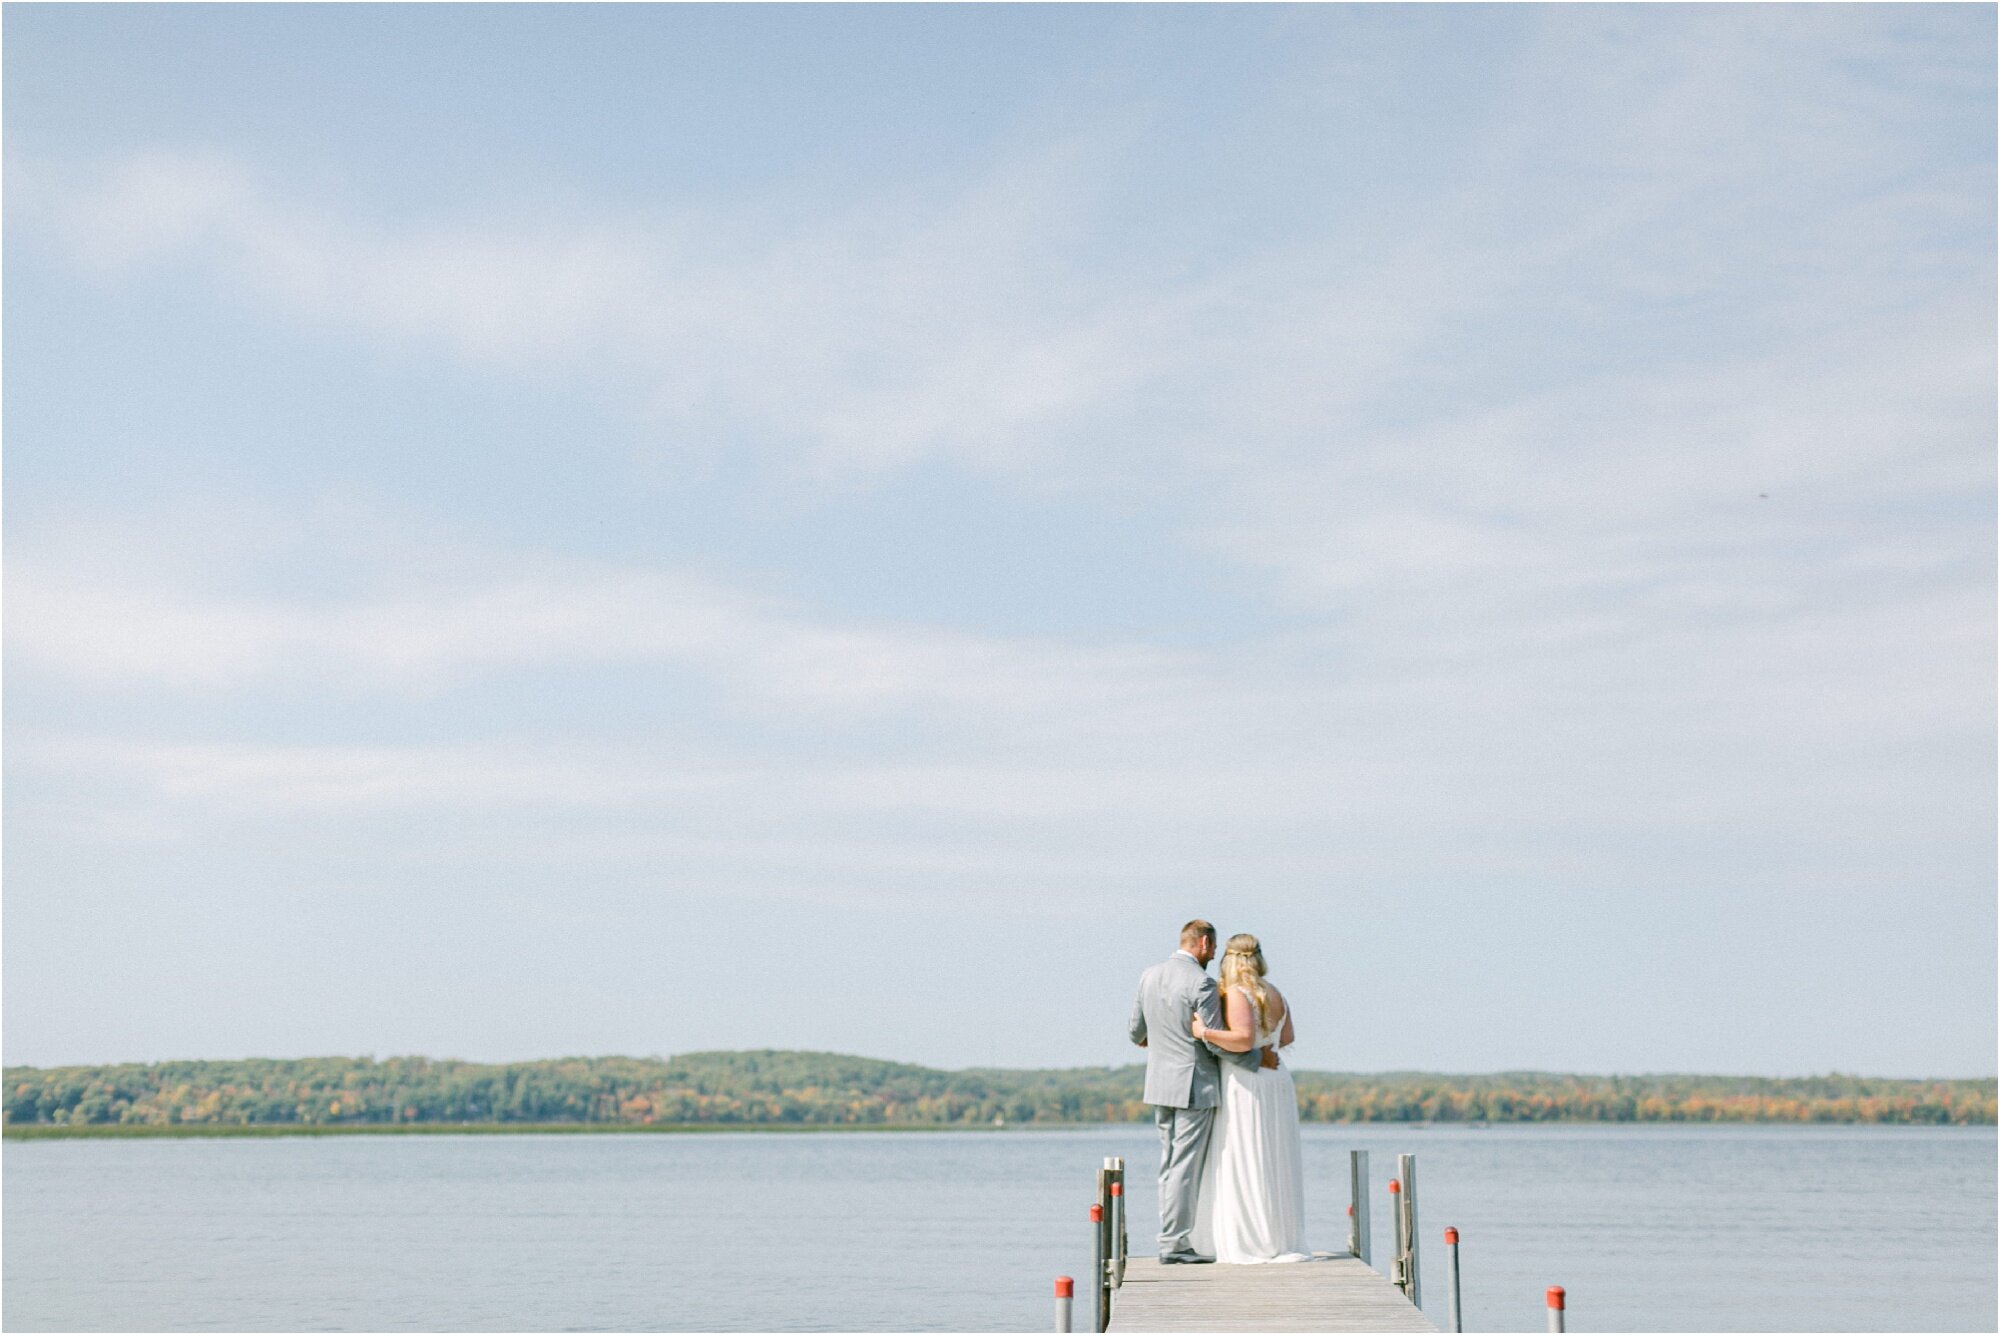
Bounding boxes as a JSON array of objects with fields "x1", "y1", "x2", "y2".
[{"x1": 1190, "y1": 987, "x2": 1258, "y2": 1052}]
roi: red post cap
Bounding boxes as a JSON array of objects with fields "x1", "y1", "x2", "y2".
[
  {"x1": 1445, "y1": 1227, "x2": 1459, "y2": 1245},
  {"x1": 1389, "y1": 1178, "x2": 1401, "y2": 1194},
  {"x1": 1111, "y1": 1182, "x2": 1123, "y2": 1197},
  {"x1": 1547, "y1": 1287, "x2": 1566, "y2": 1310},
  {"x1": 1056, "y1": 1277, "x2": 1075, "y2": 1298},
  {"x1": 1090, "y1": 1205, "x2": 1103, "y2": 1222}
]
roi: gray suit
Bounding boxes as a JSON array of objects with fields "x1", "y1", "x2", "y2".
[{"x1": 1129, "y1": 951, "x2": 1261, "y2": 1256}]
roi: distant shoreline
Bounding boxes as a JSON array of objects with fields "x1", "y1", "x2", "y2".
[
  {"x1": 1, "y1": 1121, "x2": 1007, "y2": 1141},
  {"x1": 8, "y1": 1119, "x2": 1996, "y2": 1142},
  {"x1": 9, "y1": 1051, "x2": 1992, "y2": 1133}
]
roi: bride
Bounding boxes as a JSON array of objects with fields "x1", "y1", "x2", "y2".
[{"x1": 1186, "y1": 933, "x2": 1312, "y2": 1263}]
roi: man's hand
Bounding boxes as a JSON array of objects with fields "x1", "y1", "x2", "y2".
[{"x1": 1259, "y1": 1048, "x2": 1281, "y2": 1070}]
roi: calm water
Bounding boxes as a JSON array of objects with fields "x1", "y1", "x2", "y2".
[{"x1": 4, "y1": 1123, "x2": 1993, "y2": 1331}]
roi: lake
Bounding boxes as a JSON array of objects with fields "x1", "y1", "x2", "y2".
[{"x1": 4, "y1": 1123, "x2": 1993, "y2": 1330}]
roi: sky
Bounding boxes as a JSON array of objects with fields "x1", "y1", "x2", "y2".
[{"x1": 3, "y1": 5, "x2": 1993, "y2": 1079}]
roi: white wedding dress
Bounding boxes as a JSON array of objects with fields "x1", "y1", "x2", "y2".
[{"x1": 1189, "y1": 999, "x2": 1312, "y2": 1263}]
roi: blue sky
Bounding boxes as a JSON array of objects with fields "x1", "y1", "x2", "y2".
[{"x1": 5, "y1": 5, "x2": 1993, "y2": 1077}]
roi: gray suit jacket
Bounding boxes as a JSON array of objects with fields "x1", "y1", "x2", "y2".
[{"x1": 1129, "y1": 952, "x2": 1260, "y2": 1109}]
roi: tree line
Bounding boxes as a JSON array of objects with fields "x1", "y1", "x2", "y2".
[{"x1": 5, "y1": 1051, "x2": 1991, "y2": 1130}]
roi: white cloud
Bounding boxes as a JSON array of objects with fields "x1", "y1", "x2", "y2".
[
  {"x1": 6, "y1": 561, "x2": 732, "y2": 688},
  {"x1": 4, "y1": 520, "x2": 1202, "y2": 733},
  {"x1": 16, "y1": 4, "x2": 1988, "y2": 639},
  {"x1": 24, "y1": 736, "x2": 718, "y2": 812},
  {"x1": 6, "y1": 8, "x2": 1987, "y2": 881},
  {"x1": 20, "y1": 138, "x2": 1167, "y2": 483},
  {"x1": 9, "y1": 497, "x2": 1986, "y2": 864},
  {"x1": 9, "y1": 44, "x2": 1986, "y2": 844}
]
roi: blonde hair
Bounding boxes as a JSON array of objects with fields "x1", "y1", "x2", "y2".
[{"x1": 1219, "y1": 933, "x2": 1273, "y2": 1027}]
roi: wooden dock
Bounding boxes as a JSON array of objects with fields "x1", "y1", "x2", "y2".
[{"x1": 1104, "y1": 1254, "x2": 1437, "y2": 1333}]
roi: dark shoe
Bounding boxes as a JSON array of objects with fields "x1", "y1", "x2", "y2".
[{"x1": 1159, "y1": 1252, "x2": 1216, "y2": 1265}]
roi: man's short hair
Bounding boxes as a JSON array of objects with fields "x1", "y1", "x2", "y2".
[{"x1": 1180, "y1": 919, "x2": 1216, "y2": 948}]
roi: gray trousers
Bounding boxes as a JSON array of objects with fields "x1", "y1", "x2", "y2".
[{"x1": 1153, "y1": 1103, "x2": 1215, "y2": 1255}]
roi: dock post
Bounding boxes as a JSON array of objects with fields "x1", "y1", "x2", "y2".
[
  {"x1": 1106, "y1": 1156, "x2": 1126, "y2": 1287},
  {"x1": 1546, "y1": 1286, "x2": 1565, "y2": 1333},
  {"x1": 1090, "y1": 1203, "x2": 1109, "y2": 1333},
  {"x1": 1118, "y1": 1157, "x2": 1129, "y2": 1284},
  {"x1": 1112, "y1": 1183, "x2": 1128, "y2": 1287},
  {"x1": 1349, "y1": 1150, "x2": 1371, "y2": 1263},
  {"x1": 1388, "y1": 1179, "x2": 1406, "y2": 1296},
  {"x1": 1399, "y1": 1153, "x2": 1422, "y2": 1310},
  {"x1": 1095, "y1": 1161, "x2": 1116, "y2": 1323},
  {"x1": 1109, "y1": 1182, "x2": 1126, "y2": 1286},
  {"x1": 1444, "y1": 1228, "x2": 1461, "y2": 1332},
  {"x1": 1055, "y1": 1277, "x2": 1074, "y2": 1333}
]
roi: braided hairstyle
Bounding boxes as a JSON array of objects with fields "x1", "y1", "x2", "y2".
[{"x1": 1218, "y1": 933, "x2": 1273, "y2": 1030}]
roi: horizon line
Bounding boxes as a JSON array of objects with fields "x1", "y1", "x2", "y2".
[{"x1": 5, "y1": 1048, "x2": 1994, "y2": 1084}]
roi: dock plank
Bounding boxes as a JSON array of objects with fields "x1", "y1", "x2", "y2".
[{"x1": 1105, "y1": 1254, "x2": 1436, "y2": 1332}]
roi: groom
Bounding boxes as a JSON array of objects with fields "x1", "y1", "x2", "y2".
[{"x1": 1127, "y1": 918, "x2": 1266, "y2": 1263}]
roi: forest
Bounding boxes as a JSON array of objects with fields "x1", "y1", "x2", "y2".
[{"x1": 6, "y1": 1051, "x2": 1992, "y2": 1131}]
